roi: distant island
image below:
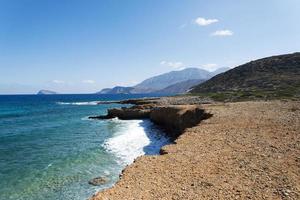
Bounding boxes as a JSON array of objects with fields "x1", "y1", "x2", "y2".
[{"x1": 37, "y1": 90, "x2": 57, "y2": 95}]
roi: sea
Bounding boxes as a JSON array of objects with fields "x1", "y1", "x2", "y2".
[{"x1": 0, "y1": 94, "x2": 170, "y2": 200}]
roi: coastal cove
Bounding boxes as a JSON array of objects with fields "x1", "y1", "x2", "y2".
[{"x1": 0, "y1": 94, "x2": 169, "y2": 200}]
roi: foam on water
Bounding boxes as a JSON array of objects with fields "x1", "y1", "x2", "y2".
[
  {"x1": 103, "y1": 119, "x2": 170, "y2": 165},
  {"x1": 56, "y1": 101, "x2": 99, "y2": 105}
]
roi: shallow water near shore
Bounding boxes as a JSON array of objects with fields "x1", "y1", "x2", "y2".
[{"x1": 0, "y1": 94, "x2": 169, "y2": 200}]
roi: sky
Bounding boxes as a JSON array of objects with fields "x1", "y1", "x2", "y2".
[{"x1": 0, "y1": 0, "x2": 299, "y2": 94}]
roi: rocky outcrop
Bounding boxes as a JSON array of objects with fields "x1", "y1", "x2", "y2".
[
  {"x1": 90, "y1": 99, "x2": 211, "y2": 139},
  {"x1": 150, "y1": 106, "x2": 211, "y2": 138},
  {"x1": 89, "y1": 107, "x2": 151, "y2": 120},
  {"x1": 107, "y1": 107, "x2": 151, "y2": 120}
]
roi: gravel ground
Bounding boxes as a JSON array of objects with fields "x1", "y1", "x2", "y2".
[{"x1": 91, "y1": 100, "x2": 300, "y2": 200}]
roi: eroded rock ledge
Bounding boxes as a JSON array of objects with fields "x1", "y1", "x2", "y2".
[{"x1": 89, "y1": 98, "x2": 211, "y2": 138}]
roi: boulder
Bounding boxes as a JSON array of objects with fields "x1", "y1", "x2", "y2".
[{"x1": 88, "y1": 177, "x2": 108, "y2": 186}]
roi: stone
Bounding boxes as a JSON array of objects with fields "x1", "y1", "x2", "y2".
[{"x1": 88, "y1": 177, "x2": 108, "y2": 186}]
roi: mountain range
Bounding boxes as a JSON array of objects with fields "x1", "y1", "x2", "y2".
[
  {"x1": 37, "y1": 53, "x2": 300, "y2": 98},
  {"x1": 98, "y1": 67, "x2": 229, "y2": 94}
]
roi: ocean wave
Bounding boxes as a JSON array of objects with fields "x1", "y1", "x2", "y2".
[
  {"x1": 103, "y1": 119, "x2": 170, "y2": 165},
  {"x1": 81, "y1": 116, "x2": 92, "y2": 121},
  {"x1": 56, "y1": 101, "x2": 99, "y2": 106}
]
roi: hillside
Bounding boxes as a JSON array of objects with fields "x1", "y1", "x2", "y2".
[{"x1": 191, "y1": 53, "x2": 300, "y2": 99}]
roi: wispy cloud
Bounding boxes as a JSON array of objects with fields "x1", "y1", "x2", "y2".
[
  {"x1": 82, "y1": 80, "x2": 96, "y2": 84},
  {"x1": 211, "y1": 29, "x2": 233, "y2": 36},
  {"x1": 200, "y1": 63, "x2": 219, "y2": 71},
  {"x1": 160, "y1": 61, "x2": 184, "y2": 69},
  {"x1": 52, "y1": 80, "x2": 65, "y2": 84},
  {"x1": 179, "y1": 24, "x2": 187, "y2": 29},
  {"x1": 195, "y1": 17, "x2": 218, "y2": 26}
]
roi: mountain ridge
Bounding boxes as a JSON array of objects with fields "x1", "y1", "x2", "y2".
[{"x1": 98, "y1": 67, "x2": 229, "y2": 94}]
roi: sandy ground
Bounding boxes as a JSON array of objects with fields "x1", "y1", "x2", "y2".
[{"x1": 91, "y1": 101, "x2": 300, "y2": 200}]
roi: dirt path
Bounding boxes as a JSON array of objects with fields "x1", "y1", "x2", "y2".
[{"x1": 91, "y1": 101, "x2": 300, "y2": 200}]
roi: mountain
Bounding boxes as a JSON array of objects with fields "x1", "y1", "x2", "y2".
[
  {"x1": 191, "y1": 53, "x2": 300, "y2": 99},
  {"x1": 37, "y1": 90, "x2": 57, "y2": 95},
  {"x1": 97, "y1": 86, "x2": 134, "y2": 94},
  {"x1": 97, "y1": 88, "x2": 112, "y2": 94},
  {"x1": 156, "y1": 79, "x2": 206, "y2": 94},
  {"x1": 133, "y1": 68, "x2": 212, "y2": 92},
  {"x1": 97, "y1": 68, "x2": 215, "y2": 94},
  {"x1": 96, "y1": 67, "x2": 229, "y2": 95}
]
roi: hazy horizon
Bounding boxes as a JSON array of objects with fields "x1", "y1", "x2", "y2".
[{"x1": 1, "y1": 0, "x2": 300, "y2": 94}]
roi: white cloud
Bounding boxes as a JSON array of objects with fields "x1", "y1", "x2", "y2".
[
  {"x1": 82, "y1": 80, "x2": 96, "y2": 84},
  {"x1": 211, "y1": 29, "x2": 233, "y2": 36},
  {"x1": 195, "y1": 17, "x2": 218, "y2": 26},
  {"x1": 160, "y1": 61, "x2": 184, "y2": 69},
  {"x1": 52, "y1": 80, "x2": 65, "y2": 84},
  {"x1": 200, "y1": 63, "x2": 219, "y2": 71},
  {"x1": 160, "y1": 61, "x2": 167, "y2": 65}
]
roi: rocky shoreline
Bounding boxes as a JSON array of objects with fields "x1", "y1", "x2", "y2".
[
  {"x1": 89, "y1": 96, "x2": 212, "y2": 138},
  {"x1": 89, "y1": 96, "x2": 300, "y2": 199}
]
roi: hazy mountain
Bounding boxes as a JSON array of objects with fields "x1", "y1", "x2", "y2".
[
  {"x1": 156, "y1": 79, "x2": 206, "y2": 94},
  {"x1": 97, "y1": 88, "x2": 112, "y2": 94},
  {"x1": 97, "y1": 67, "x2": 229, "y2": 94},
  {"x1": 37, "y1": 90, "x2": 57, "y2": 95},
  {"x1": 133, "y1": 68, "x2": 212, "y2": 91},
  {"x1": 97, "y1": 86, "x2": 134, "y2": 94},
  {"x1": 191, "y1": 53, "x2": 300, "y2": 98}
]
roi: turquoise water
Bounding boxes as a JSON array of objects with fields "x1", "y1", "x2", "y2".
[{"x1": 0, "y1": 94, "x2": 169, "y2": 200}]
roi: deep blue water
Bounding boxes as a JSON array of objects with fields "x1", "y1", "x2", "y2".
[{"x1": 0, "y1": 94, "x2": 169, "y2": 200}]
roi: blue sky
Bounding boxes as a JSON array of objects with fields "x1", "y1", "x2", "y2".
[{"x1": 0, "y1": 0, "x2": 299, "y2": 94}]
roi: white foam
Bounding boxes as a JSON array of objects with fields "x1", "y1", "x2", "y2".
[
  {"x1": 44, "y1": 163, "x2": 53, "y2": 169},
  {"x1": 56, "y1": 101, "x2": 99, "y2": 106},
  {"x1": 103, "y1": 119, "x2": 170, "y2": 165}
]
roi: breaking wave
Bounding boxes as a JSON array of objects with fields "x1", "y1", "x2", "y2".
[
  {"x1": 56, "y1": 101, "x2": 99, "y2": 106},
  {"x1": 103, "y1": 119, "x2": 170, "y2": 165}
]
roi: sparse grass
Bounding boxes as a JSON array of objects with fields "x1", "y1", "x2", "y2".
[{"x1": 187, "y1": 87, "x2": 300, "y2": 102}]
